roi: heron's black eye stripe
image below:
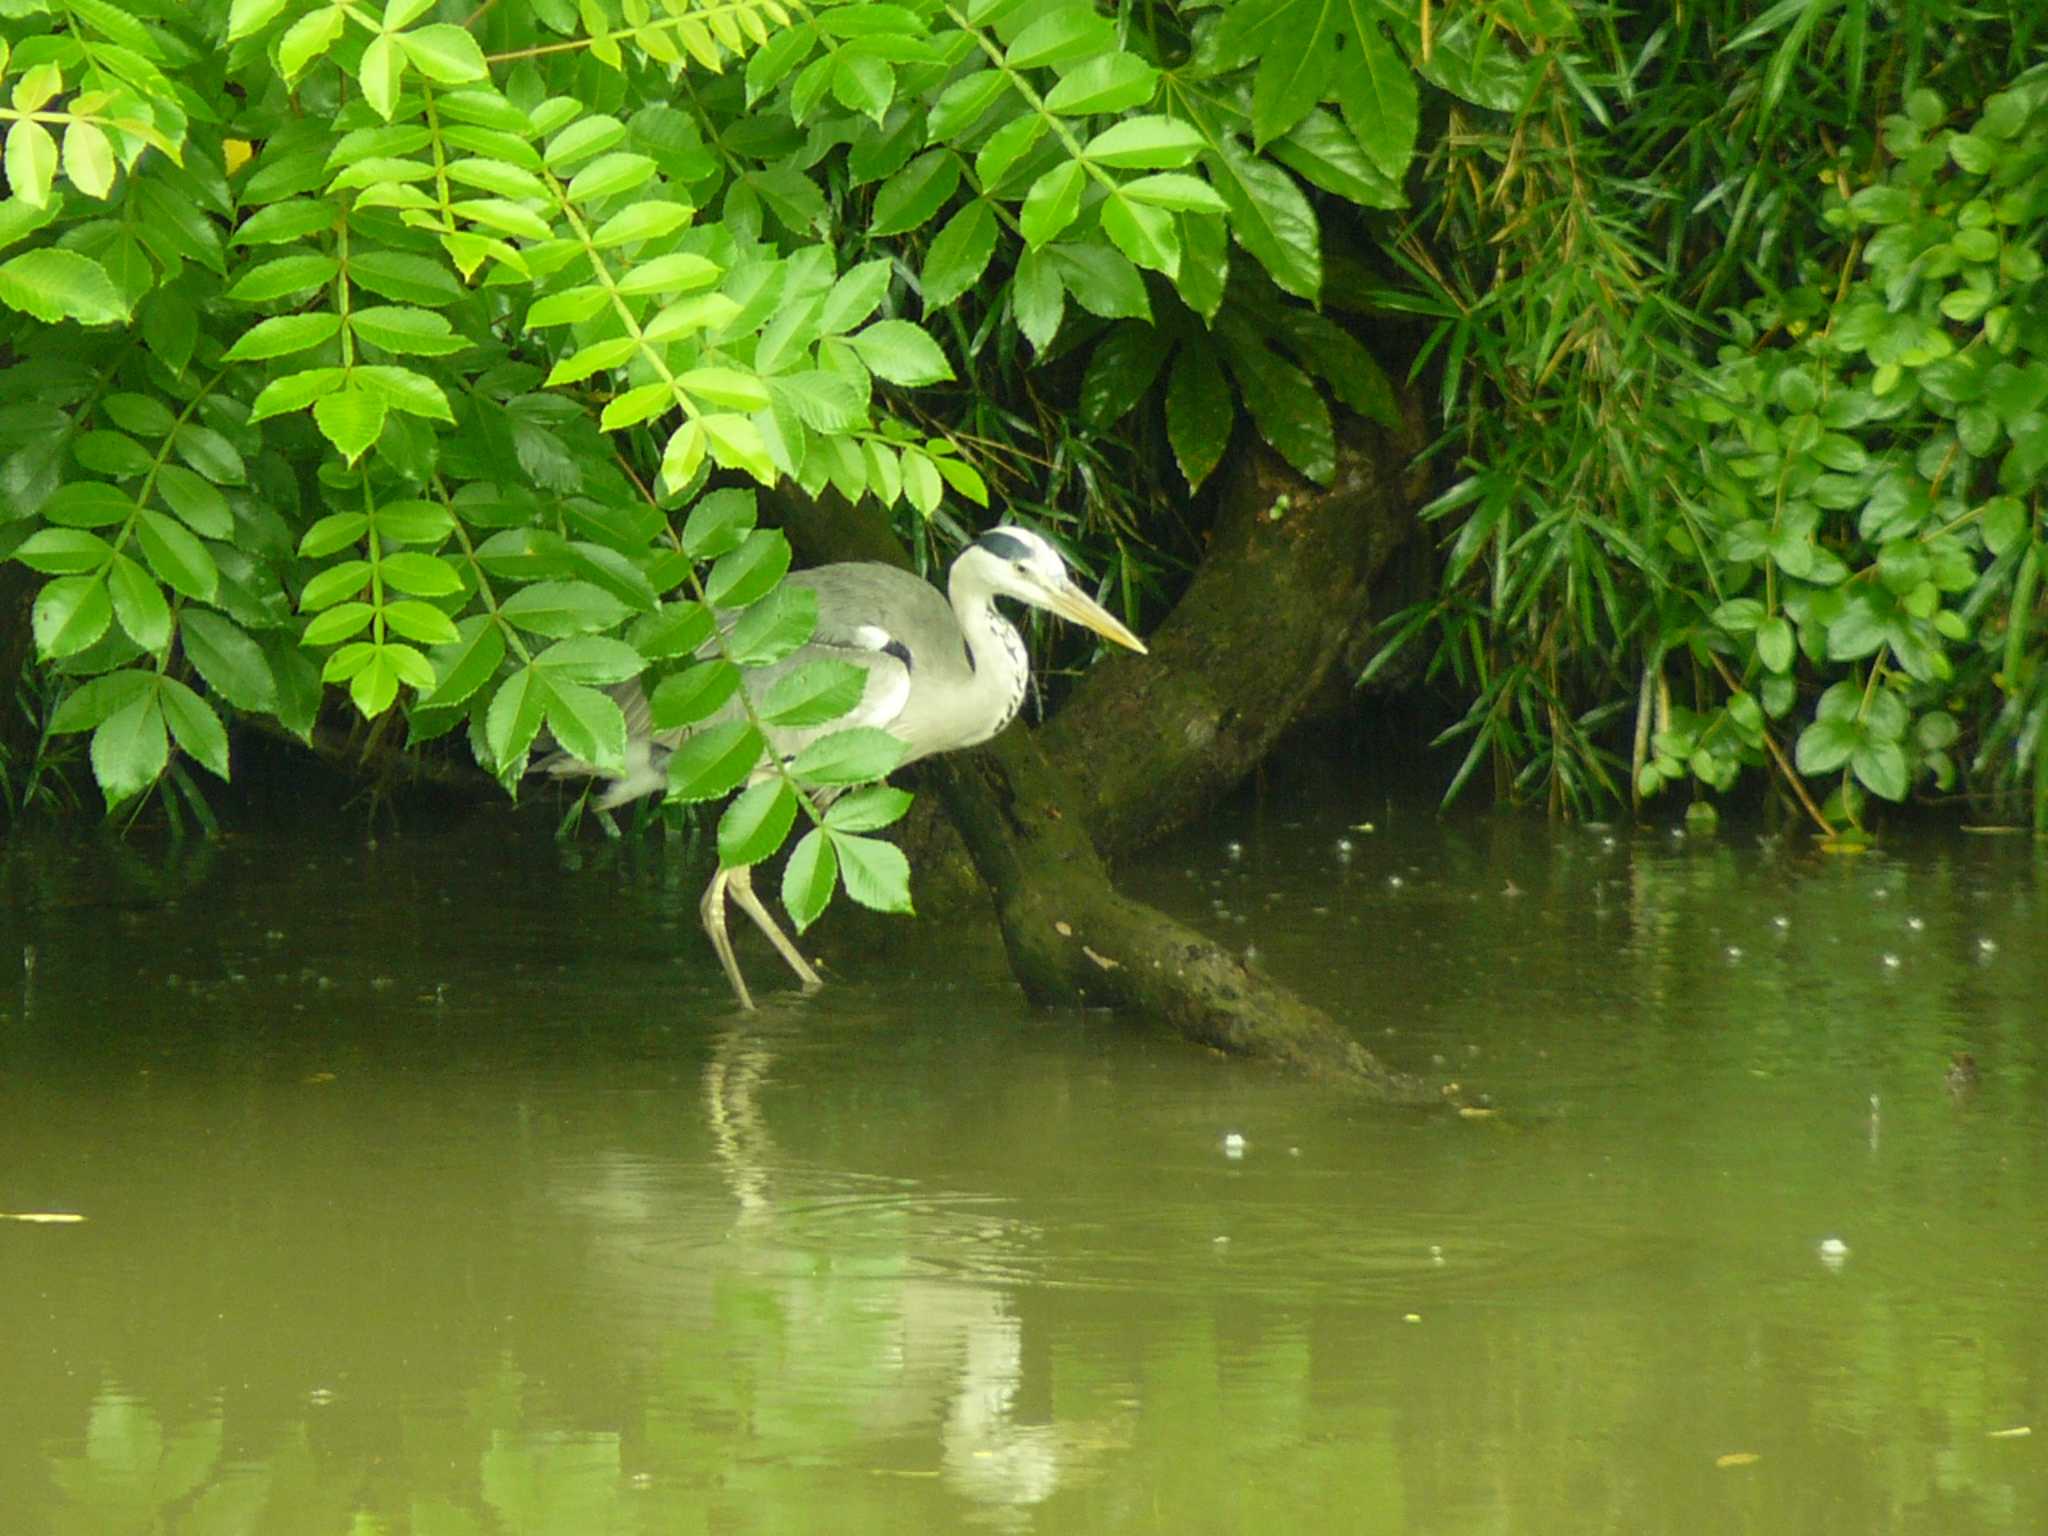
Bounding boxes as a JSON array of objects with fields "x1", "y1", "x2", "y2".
[{"x1": 975, "y1": 530, "x2": 1033, "y2": 563}]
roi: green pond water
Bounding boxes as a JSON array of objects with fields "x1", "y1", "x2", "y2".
[{"x1": 1, "y1": 799, "x2": 2044, "y2": 1534}]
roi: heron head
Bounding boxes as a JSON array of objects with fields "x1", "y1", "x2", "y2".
[{"x1": 966, "y1": 526, "x2": 1148, "y2": 654}]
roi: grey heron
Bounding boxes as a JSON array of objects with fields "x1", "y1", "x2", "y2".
[{"x1": 550, "y1": 525, "x2": 1148, "y2": 1008}]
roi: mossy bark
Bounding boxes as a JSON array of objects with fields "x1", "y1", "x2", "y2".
[{"x1": 929, "y1": 735, "x2": 1435, "y2": 1097}]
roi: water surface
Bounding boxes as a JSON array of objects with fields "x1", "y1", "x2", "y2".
[{"x1": 2, "y1": 802, "x2": 2043, "y2": 1533}]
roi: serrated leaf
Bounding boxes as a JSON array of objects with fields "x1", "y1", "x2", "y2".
[
  {"x1": 136, "y1": 509, "x2": 219, "y2": 601},
  {"x1": 921, "y1": 200, "x2": 997, "y2": 308},
  {"x1": 1019, "y1": 159, "x2": 1085, "y2": 248},
  {"x1": 159, "y1": 676, "x2": 230, "y2": 781},
  {"x1": 761, "y1": 658, "x2": 866, "y2": 727},
  {"x1": 107, "y1": 553, "x2": 170, "y2": 651},
  {"x1": 0, "y1": 247, "x2": 125, "y2": 323},
  {"x1": 869, "y1": 149, "x2": 960, "y2": 238},
  {"x1": 223, "y1": 311, "x2": 341, "y2": 363},
  {"x1": 705, "y1": 528, "x2": 791, "y2": 608},
  {"x1": 682, "y1": 487, "x2": 757, "y2": 559},
  {"x1": 780, "y1": 827, "x2": 838, "y2": 932},
  {"x1": 666, "y1": 720, "x2": 764, "y2": 802},
  {"x1": 33, "y1": 575, "x2": 112, "y2": 658},
  {"x1": 790, "y1": 725, "x2": 907, "y2": 785},
  {"x1": 1044, "y1": 52, "x2": 1157, "y2": 116},
  {"x1": 821, "y1": 783, "x2": 912, "y2": 832},
  {"x1": 717, "y1": 776, "x2": 798, "y2": 867},
  {"x1": 91, "y1": 691, "x2": 168, "y2": 806},
  {"x1": 1084, "y1": 115, "x2": 1205, "y2": 169},
  {"x1": 181, "y1": 610, "x2": 278, "y2": 711},
  {"x1": 544, "y1": 677, "x2": 627, "y2": 775},
  {"x1": 312, "y1": 389, "x2": 388, "y2": 461},
  {"x1": 830, "y1": 830, "x2": 912, "y2": 913},
  {"x1": 850, "y1": 319, "x2": 953, "y2": 385},
  {"x1": 399, "y1": 23, "x2": 488, "y2": 83}
]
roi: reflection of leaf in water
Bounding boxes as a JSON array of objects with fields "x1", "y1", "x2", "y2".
[
  {"x1": 481, "y1": 1431, "x2": 624, "y2": 1536},
  {"x1": 46, "y1": 1394, "x2": 222, "y2": 1534}
]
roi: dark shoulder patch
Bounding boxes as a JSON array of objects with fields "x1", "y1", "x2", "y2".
[
  {"x1": 883, "y1": 637, "x2": 913, "y2": 671},
  {"x1": 975, "y1": 530, "x2": 1033, "y2": 563}
]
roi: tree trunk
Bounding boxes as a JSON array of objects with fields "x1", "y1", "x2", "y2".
[
  {"x1": 928, "y1": 735, "x2": 1434, "y2": 1096},
  {"x1": 1042, "y1": 407, "x2": 1427, "y2": 857}
]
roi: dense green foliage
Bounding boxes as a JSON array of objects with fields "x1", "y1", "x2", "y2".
[
  {"x1": 0, "y1": 0, "x2": 1414, "y2": 909},
  {"x1": 1378, "y1": 4, "x2": 2048, "y2": 834}
]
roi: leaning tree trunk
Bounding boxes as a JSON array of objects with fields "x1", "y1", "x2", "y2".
[
  {"x1": 765, "y1": 403, "x2": 1442, "y2": 1093},
  {"x1": 1040, "y1": 406, "x2": 1427, "y2": 857}
]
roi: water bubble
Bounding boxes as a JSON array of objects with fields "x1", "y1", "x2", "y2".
[
  {"x1": 1818, "y1": 1237, "x2": 1850, "y2": 1270},
  {"x1": 1906, "y1": 916, "x2": 1925, "y2": 932},
  {"x1": 1386, "y1": 875, "x2": 1405, "y2": 890},
  {"x1": 1225, "y1": 841, "x2": 1243, "y2": 861},
  {"x1": 1221, "y1": 1132, "x2": 1246, "y2": 1159},
  {"x1": 1978, "y1": 937, "x2": 1998, "y2": 956},
  {"x1": 1725, "y1": 946, "x2": 1744, "y2": 962},
  {"x1": 1429, "y1": 1245, "x2": 1445, "y2": 1266},
  {"x1": 1881, "y1": 953, "x2": 1901, "y2": 970},
  {"x1": 1335, "y1": 837, "x2": 1355, "y2": 859},
  {"x1": 1772, "y1": 914, "x2": 1791, "y2": 930}
]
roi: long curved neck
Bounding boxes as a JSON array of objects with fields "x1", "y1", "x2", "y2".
[{"x1": 947, "y1": 555, "x2": 1031, "y2": 746}]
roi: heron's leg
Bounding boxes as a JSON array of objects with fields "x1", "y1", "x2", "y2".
[
  {"x1": 699, "y1": 867, "x2": 756, "y2": 1011},
  {"x1": 726, "y1": 863, "x2": 825, "y2": 994}
]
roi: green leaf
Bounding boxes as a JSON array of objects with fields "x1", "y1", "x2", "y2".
[
  {"x1": 869, "y1": 149, "x2": 959, "y2": 238},
  {"x1": 250, "y1": 367, "x2": 348, "y2": 422},
  {"x1": 350, "y1": 250, "x2": 464, "y2": 306},
  {"x1": 359, "y1": 32, "x2": 404, "y2": 118},
  {"x1": 589, "y1": 199, "x2": 695, "y2": 249},
  {"x1": 33, "y1": 575, "x2": 113, "y2": 658},
  {"x1": 682, "y1": 488, "x2": 757, "y2": 559},
  {"x1": 1212, "y1": 139, "x2": 1320, "y2": 300},
  {"x1": 312, "y1": 389, "x2": 389, "y2": 461},
  {"x1": 727, "y1": 584, "x2": 817, "y2": 666},
  {"x1": 399, "y1": 23, "x2": 489, "y2": 83},
  {"x1": 790, "y1": 725, "x2": 907, "y2": 785},
  {"x1": 91, "y1": 691, "x2": 168, "y2": 806},
  {"x1": 1006, "y1": 5, "x2": 1114, "y2": 68},
  {"x1": 136, "y1": 509, "x2": 219, "y2": 601},
  {"x1": 780, "y1": 828, "x2": 838, "y2": 932},
  {"x1": 160, "y1": 676, "x2": 230, "y2": 781},
  {"x1": 1852, "y1": 739, "x2": 1908, "y2": 801},
  {"x1": 666, "y1": 720, "x2": 764, "y2": 802},
  {"x1": 613, "y1": 252, "x2": 721, "y2": 296},
  {"x1": 1121, "y1": 172, "x2": 1228, "y2": 213},
  {"x1": 40, "y1": 482, "x2": 132, "y2": 530},
  {"x1": 832, "y1": 53, "x2": 894, "y2": 122},
  {"x1": 1794, "y1": 717, "x2": 1858, "y2": 775},
  {"x1": 544, "y1": 114, "x2": 628, "y2": 171},
  {"x1": 1757, "y1": 616, "x2": 1795, "y2": 674},
  {"x1": 566, "y1": 151, "x2": 658, "y2": 204},
  {"x1": 1019, "y1": 160, "x2": 1085, "y2": 248},
  {"x1": 351, "y1": 305, "x2": 468, "y2": 356},
  {"x1": 717, "y1": 777, "x2": 798, "y2": 867},
  {"x1": 1226, "y1": 331, "x2": 1334, "y2": 484},
  {"x1": 0, "y1": 247, "x2": 125, "y2": 323},
  {"x1": 849, "y1": 319, "x2": 953, "y2": 385},
  {"x1": 418, "y1": 616, "x2": 505, "y2": 711},
  {"x1": 61, "y1": 121, "x2": 116, "y2": 200},
  {"x1": 4, "y1": 121, "x2": 56, "y2": 210},
  {"x1": 927, "y1": 70, "x2": 1010, "y2": 142},
  {"x1": 50, "y1": 671, "x2": 154, "y2": 734},
  {"x1": 1048, "y1": 243, "x2": 1149, "y2": 321},
  {"x1": 1081, "y1": 323, "x2": 1166, "y2": 429},
  {"x1": 706, "y1": 528, "x2": 792, "y2": 608},
  {"x1": 1102, "y1": 194, "x2": 1179, "y2": 276},
  {"x1": 830, "y1": 830, "x2": 913, "y2": 913},
  {"x1": 499, "y1": 579, "x2": 631, "y2": 637},
  {"x1": 1166, "y1": 341, "x2": 1233, "y2": 492},
  {"x1": 1011, "y1": 246, "x2": 1063, "y2": 351},
  {"x1": 921, "y1": 200, "x2": 997, "y2": 308},
  {"x1": 1044, "y1": 52, "x2": 1157, "y2": 116},
  {"x1": 761, "y1": 658, "x2": 866, "y2": 727},
  {"x1": 108, "y1": 553, "x2": 170, "y2": 651},
  {"x1": 533, "y1": 635, "x2": 643, "y2": 687},
  {"x1": 483, "y1": 665, "x2": 549, "y2": 767},
  {"x1": 164, "y1": 429, "x2": 242, "y2": 491},
  {"x1": 631, "y1": 601, "x2": 714, "y2": 660},
  {"x1": 975, "y1": 113, "x2": 1045, "y2": 190},
  {"x1": 651, "y1": 659, "x2": 741, "y2": 728},
  {"x1": 544, "y1": 678, "x2": 627, "y2": 776},
  {"x1": 182, "y1": 610, "x2": 278, "y2": 711},
  {"x1": 1084, "y1": 115, "x2": 1205, "y2": 169},
  {"x1": 822, "y1": 784, "x2": 913, "y2": 832},
  {"x1": 679, "y1": 367, "x2": 770, "y2": 412},
  {"x1": 223, "y1": 311, "x2": 341, "y2": 363},
  {"x1": 228, "y1": 0, "x2": 290, "y2": 39},
  {"x1": 14, "y1": 527, "x2": 114, "y2": 573}
]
